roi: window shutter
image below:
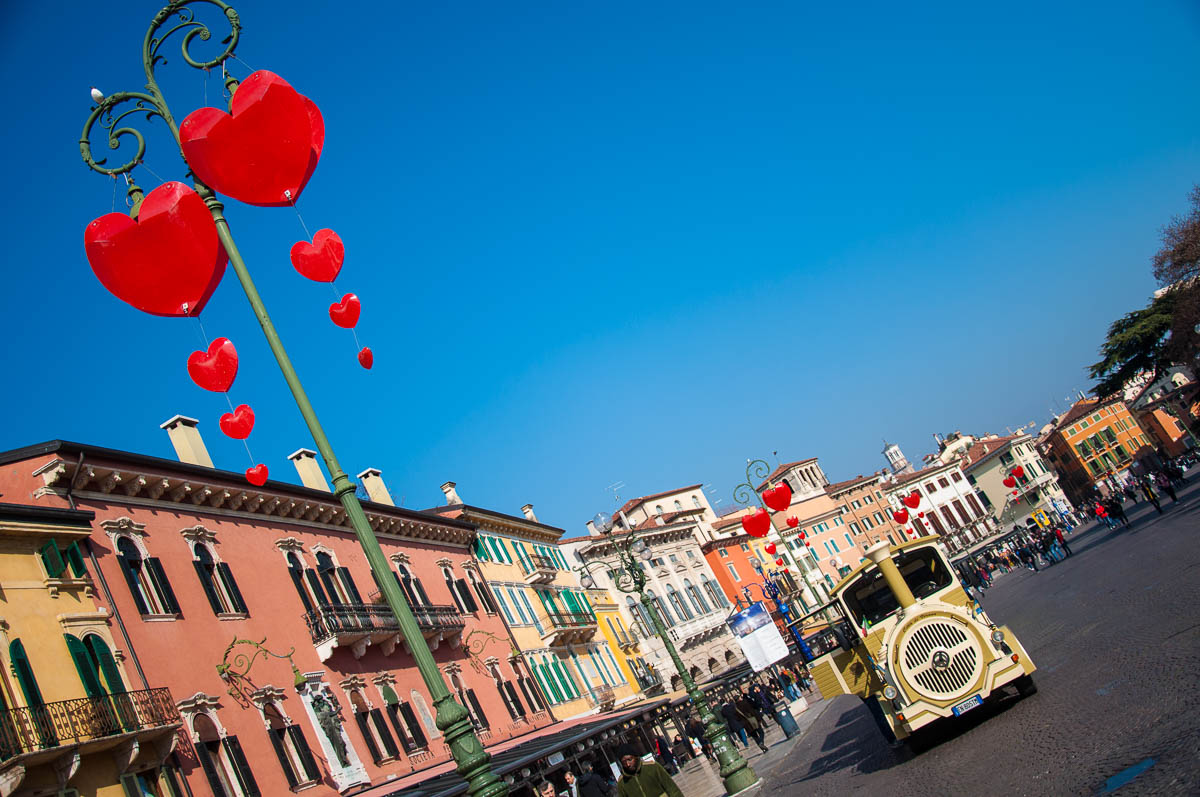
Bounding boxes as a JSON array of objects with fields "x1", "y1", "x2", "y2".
[
  {"x1": 319, "y1": 570, "x2": 344, "y2": 605},
  {"x1": 337, "y1": 567, "x2": 364, "y2": 604},
  {"x1": 217, "y1": 563, "x2": 248, "y2": 613},
  {"x1": 287, "y1": 724, "x2": 321, "y2": 782},
  {"x1": 62, "y1": 542, "x2": 88, "y2": 578},
  {"x1": 370, "y1": 709, "x2": 400, "y2": 758},
  {"x1": 502, "y1": 681, "x2": 525, "y2": 717},
  {"x1": 63, "y1": 634, "x2": 105, "y2": 699},
  {"x1": 269, "y1": 727, "x2": 299, "y2": 788},
  {"x1": 305, "y1": 570, "x2": 331, "y2": 606},
  {"x1": 39, "y1": 540, "x2": 66, "y2": 578},
  {"x1": 355, "y1": 712, "x2": 382, "y2": 764},
  {"x1": 144, "y1": 559, "x2": 180, "y2": 614},
  {"x1": 464, "y1": 689, "x2": 489, "y2": 730},
  {"x1": 385, "y1": 704, "x2": 416, "y2": 753},
  {"x1": 398, "y1": 702, "x2": 427, "y2": 748},
  {"x1": 289, "y1": 568, "x2": 314, "y2": 612},
  {"x1": 194, "y1": 562, "x2": 225, "y2": 614},
  {"x1": 222, "y1": 736, "x2": 260, "y2": 796},
  {"x1": 455, "y1": 579, "x2": 479, "y2": 613},
  {"x1": 413, "y1": 578, "x2": 431, "y2": 606},
  {"x1": 195, "y1": 742, "x2": 229, "y2": 797}
]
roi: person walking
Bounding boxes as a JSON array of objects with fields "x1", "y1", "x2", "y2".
[
  {"x1": 653, "y1": 734, "x2": 678, "y2": 775},
  {"x1": 616, "y1": 744, "x2": 683, "y2": 797},
  {"x1": 736, "y1": 688, "x2": 770, "y2": 754},
  {"x1": 720, "y1": 698, "x2": 748, "y2": 748},
  {"x1": 1140, "y1": 479, "x2": 1163, "y2": 514},
  {"x1": 1054, "y1": 525, "x2": 1072, "y2": 557},
  {"x1": 1155, "y1": 472, "x2": 1178, "y2": 503},
  {"x1": 1106, "y1": 497, "x2": 1130, "y2": 529},
  {"x1": 686, "y1": 716, "x2": 713, "y2": 761},
  {"x1": 562, "y1": 769, "x2": 581, "y2": 797},
  {"x1": 576, "y1": 760, "x2": 614, "y2": 797}
]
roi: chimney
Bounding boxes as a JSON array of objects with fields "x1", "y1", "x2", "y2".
[
  {"x1": 288, "y1": 449, "x2": 330, "y2": 492},
  {"x1": 160, "y1": 415, "x2": 213, "y2": 467},
  {"x1": 357, "y1": 468, "x2": 394, "y2": 505},
  {"x1": 585, "y1": 521, "x2": 598, "y2": 536},
  {"x1": 521, "y1": 504, "x2": 538, "y2": 522},
  {"x1": 440, "y1": 481, "x2": 462, "y2": 505}
]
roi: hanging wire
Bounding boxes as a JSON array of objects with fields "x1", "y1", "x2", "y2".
[
  {"x1": 192, "y1": 316, "x2": 257, "y2": 465},
  {"x1": 285, "y1": 191, "x2": 315, "y2": 241},
  {"x1": 137, "y1": 160, "x2": 169, "y2": 186},
  {"x1": 230, "y1": 53, "x2": 255, "y2": 74},
  {"x1": 111, "y1": 174, "x2": 118, "y2": 213}
]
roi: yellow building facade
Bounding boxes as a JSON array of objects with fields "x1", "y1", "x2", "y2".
[{"x1": 0, "y1": 503, "x2": 182, "y2": 797}]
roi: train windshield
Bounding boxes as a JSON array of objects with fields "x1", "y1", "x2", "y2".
[{"x1": 841, "y1": 548, "x2": 953, "y2": 628}]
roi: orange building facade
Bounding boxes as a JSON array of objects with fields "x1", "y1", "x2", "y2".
[{"x1": 1041, "y1": 398, "x2": 1155, "y2": 504}]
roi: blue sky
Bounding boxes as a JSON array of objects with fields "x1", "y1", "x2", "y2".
[{"x1": 2, "y1": 0, "x2": 1198, "y2": 530}]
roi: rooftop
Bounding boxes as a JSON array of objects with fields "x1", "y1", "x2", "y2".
[
  {"x1": 614, "y1": 484, "x2": 704, "y2": 517},
  {"x1": 756, "y1": 458, "x2": 817, "y2": 491}
]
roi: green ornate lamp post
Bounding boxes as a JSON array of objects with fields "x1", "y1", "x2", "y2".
[
  {"x1": 577, "y1": 510, "x2": 759, "y2": 796},
  {"x1": 77, "y1": 3, "x2": 504, "y2": 794}
]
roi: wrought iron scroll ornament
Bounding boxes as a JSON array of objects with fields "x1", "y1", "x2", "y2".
[
  {"x1": 732, "y1": 458, "x2": 771, "y2": 509},
  {"x1": 215, "y1": 635, "x2": 305, "y2": 706}
]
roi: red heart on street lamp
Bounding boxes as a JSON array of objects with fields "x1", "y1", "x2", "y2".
[
  {"x1": 219, "y1": 404, "x2": 255, "y2": 439},
  {"x1": 892, "y1": 509, "x2": 909, "y2": 524},
  {"x1": 329, "y1": 293, "x2": 360, "y2": 328},
  {"x1": 292, "y1": 229, "x2": 345, "y2": 283},
  {"x1": 762, "y1": 482, "x2": 793, "y2": 512},
  {"x1": 765, "y1": 542, "x2": 777, "y2": 555},
  {"x1": 1003, "y1": 476, "x2": 1016, "y2": 488},
  {"x1": 1012, "y1": 465, "x2": 1025, "y2": 480},
  {"x1": 798, "y1": 531, "x2": 806, "y2": 540},
  {"x1": 786, "y1": 516, "x2": 799, "y2": 528},
  {"x1": 187, "y1": 338, "x2": 238, "y2": 392},
  {"x1": 918, "y1": 511, "x2": 925, "y2": 518},
  {"x1": 245, "y1": 464, "x2": 269, "y2": 486},
  {"x1": 741, "y1": 508, "x2": 771, "y2": 537},
  {"x1": 358, "y1": 347, "x2": 374, "y2": 370},
  {"x1": 775, "y1": 557, "x2": 784, "y2": 566},
  {"x1": 180, "y1": 70, "x2": 325, "y2": 206},
  {"x1": 903, "y1": 491, "x2": 921, "y2": 509},
  {"x1": 84, "y1": 182, "x2": 227, "y2": 317},
  {"x1": 1012, "y1": 490, "x2": 1019, "y2": 496}
]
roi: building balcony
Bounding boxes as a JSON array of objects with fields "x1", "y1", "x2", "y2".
[
  {"x1": 0, "y1": 688, "x2": 180, "y2": 794},
  {"x1": 305, "y1": 603, "x2": 465, "y2": 662},
  {"x1": 520, "y1": 553, "x2": 558, "y2": 585},
  {"x1": 667, "y1": 613, "x2": 727, "y2": 650},
  {"x1": 538, "y1": 612, "x2": 597, "y2": 645},
  {"x1": 586, "y1": 685, "x2": 615, "y2": 711}
]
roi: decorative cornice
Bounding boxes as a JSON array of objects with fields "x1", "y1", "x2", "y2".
[
  {"x1": 339, "y1": 675, "x2": 367, "y2": 692},
  {"x1": 371, "y1": 673, "x2": 396, "y2": 687},
  {"x1": 274, "y1": 537, "x2": 306, "y2": 553},
  {"x1": 100, "y1": 516, "x2": 145, "y2": 537},
  {"x1": 434, "y1": 557, "x2": 453, "y2": 569},
  {"x1": 177, "y1": 692, "x2": 222, "y2": 715},
  {"x1": 248, "y1": 686, "x2": 288, "y2": 706},
  {"x1": 180, "y1": 525, "x2": 218, "y2": 544},
  {"x1": 390, "y1": 552, "x2": 411, "y2": 565}
]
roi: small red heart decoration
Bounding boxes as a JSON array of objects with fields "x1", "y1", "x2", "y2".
[
  {"x1": 358, "y1": 347, "x2": 374, "y2": 369},
  {"x1": 786, "y1": 516, "x2": 799, "y2": 528},
  {"x1": 902, "y1": 491, "x2": 921, "y2": 509},
  {"x1": 1012, "y1": 489, "x2": 1019, "y2": 496},
  {"x1": 187, "y1": 338, "x2": 238, "y2": 392},
  {"x1": 892, "y1": 509, "x2": 909, "y2": 525},
  {"x1": 764, "y1": 542, "x2": 777, "y2": 555},
  {"x1": 181, "y1": 71, "x2": 325, "y2": 206},
  {"x1": 799, "y1": 531, "x2": 806, "y2": 539},
  {"x1": 245, "y1": 464, "x2": 268, "y2": 486},
  {"x1": 775, "y1": 557, "x2": 784, "y2": 566},
  {"x1": 219, "y1": 404, "x2": 255, "y2": 439},
  {"x1": 84, "y1": 181, "x2": 227, "y2": 317},
  {"x1": 762, "y1": 482, "x2": 793, "y2": 512},
  {"x1": 292, "y1": 229, "x2": 345, "y2": 283},
  {"x1": 1002, "y1": 476, "x2": 1016, "y2": 488},
  {"x1": 329, "y1": 292, "x2": 360, "y2": 328},
  {"x1": 1012, "y1": 465, "x2": 1025, "y2": 480},
  {"x1": 740, "y1": 508, "x2": 771, "y2": 538}
]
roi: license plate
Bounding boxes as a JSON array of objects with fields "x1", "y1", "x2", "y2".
[{"x1": 952, "y1": 695, "x2": 983, "y2": 716}]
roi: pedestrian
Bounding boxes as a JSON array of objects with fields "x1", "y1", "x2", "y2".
[
  {"x1": 1106, "y1": 497, "x2": 1130, "y2": 528},
  {"x1": 577, "y1": 760, "x2": 613, "y2": 797},
  {"x1": 616, "y1": 743, "x2": 683, "y2": 797},
  {"x1": 720, "y1": 698, "x2": 748, "y2": 747},
  {"x1": 562, "y1": 769, "x2": 580, "y2": 797},
  {"x1": 686, "y1": 715, "x2": 713, "y2": 760},
  {"x1": 1054, "y1": 525, "x2": 1072, "y2": 557},
  {"x1": 536, "y1": 780, "x2": 558, "y2": 797},
  {"x1": 751, "y1": 683, "x2": 775, "y2": 726},
  {"x1": 653, "y1": 734, "x2": 678, "y2": 775},
  {"x1": 1140, "y1": 479, "x2": 1163, "y2": 514},
  {"x1": 1155, "y1": 472, "x2": 1178, "y2": 503},
  {"x1": 736, "y1": 688, "x2": 770, "y2": 754}
]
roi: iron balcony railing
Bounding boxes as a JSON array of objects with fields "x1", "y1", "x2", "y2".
[
  {"x1": 545, "y1": 611, "x2": 596, "y2": 630},
  {"x1": 520, "y1": 553, "x2": 557, "y2": 576},
  {"x1": 587, "y1": 685, "x2": 615, "y2": 707},
  {"x1": 304, "y1": 603, "x2": 464, "y2": 645},
  {"x1": 0, "y1": 688, "x2": 178, "y2": 761}
]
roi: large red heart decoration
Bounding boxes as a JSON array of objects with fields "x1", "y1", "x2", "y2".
[
  {"x1": 358, "y1": 347, "x2": 374, "y2": 370},
  {"x1": 764, "y1": 542, "x2": 777, "y2": 555},
  {"x1": 740, "y1": 508, "x2": 771, "y2": 538},
  {"x1": 84, "y1": 181, "x2": 227, "y2": 317},
  {"x1": 762, "y1": 482, "x2": 793, "y2": 512},
  {"x1": 245, "y1": 464, "x2": 269, "y2": 486},
  {"x1": 1012, "y1": 465, "x2": 1025, "y2": 480},
  {"x1": 892, "y1": 508, "x2": 909, "y2": 525},
  {"x1": 786, "y1": 516, "x2": 799, "y2": 528},
  {"x1": 187, "y1": 338, "x2": 238, "y2": 392},
  {"x1": 902, "y1": 491, "x2": 921, "y2": 509},
  {"x1": 180, "y1": 70, "x2": 325, "y2": 206},
  {"x1": 219, "y1": 404, "x2": 255, "y2": 439},
  {"x1": 1003, "y1": 476, "x2": 1016, "y2": 488},
  {"x1": 292, "y1": 229, "x2": 345, "y2": 282},
  {"x1": 329, "y1": 293, "x2": 360, "y2": 328}
]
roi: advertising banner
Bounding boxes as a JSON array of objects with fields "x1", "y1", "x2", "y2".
[{"x1": 728, "y1": 602, "x2": 789, "y2": 671}]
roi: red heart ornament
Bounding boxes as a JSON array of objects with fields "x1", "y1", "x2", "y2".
[
  {"x1": 799, "y1": 531, "x2": 806, "y2": 540},
  {"x1": 357, "y1": 347, "x2": 374, "y2": 370},
  {"x1": 1012, "y1": 490, "x2": 1019, "y2": 496},
  {"x1": 762, "y1": 482, "x2": 793, "y2": 512},
  {"x1": 1002, "y1": 476, "x2": 1016, "y2": 488},
  {"x1": 187, "y1": 338, "x2": 238, "y2": 392},
  {"x1": 903, "y1": 491, "x2": 921, "y2": 509},
  {"x1": 84, "y1": 181, "x2": 227, "y2": 317},
  {"x1": 892, "y1": 508, "x2": 909, "y2": 525},
  {"x1": 180, "y1": 70, "x2": 325, "y2": 206},
  {"x1": 245, "y1": 464, "x2": 268, "y2": 486},
  {"x1": 740, "y1": 508, "x2": 771, "y2": 538},
  {"x1": 764, "y1": 542, "x2": 777, "y2": 555},
  {"x1": 219, "y1": 404, "x2": 255, "y2": 439},
  {"x1": 775, "y1": 557, "x2": 784, "y2": 566},
  {"x1": 329, "y1": 292, "x2": 360, "y2": 328},
  {"x1": 918, "y1": 511, "x2": 925, "y2": 518},
  {"x1": 292, "y1": 229, "x2": 345, "y2": 283},
  {"x1": 1012, "y1": 465, "x2": 1025, "y2": 480},
  {"x1": 786, "y1": 516, "x2": 799, "y2": 528}
]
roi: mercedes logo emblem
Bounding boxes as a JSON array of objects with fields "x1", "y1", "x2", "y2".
[{"x1": 931, "y1": 650, "x2": 951, "y2": 670}]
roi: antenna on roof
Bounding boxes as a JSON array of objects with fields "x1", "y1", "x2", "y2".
[{"x1": 606, "y1": 481, "x2": 626, "y2": 503}]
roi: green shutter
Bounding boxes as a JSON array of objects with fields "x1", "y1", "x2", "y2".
[
  {"x1": 83, "y1": 635, "x2": 125, "y2": 694},
  {"x1": 39, "y1": 540, "x2": 65, "y2": 578},
  {"x1": 64, "y1": 634, "x2": 105, "y2": 698},
  {"x1": 62, "y1": 542, "x2": 88, "y2": 578},
  {"x1": 381, "y1": 684, "x2": 399, "y2": 705},
  {"x1": 9, "y1": 640, "x2": 44, "y2": 707}
]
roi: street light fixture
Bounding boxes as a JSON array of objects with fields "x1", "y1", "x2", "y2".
[
  {"x1": 77, "y1": 4, "x2": 503, "y2": 794},
  {"x1": 579, "y1": 509, "x2": 759, "y2": 796}
]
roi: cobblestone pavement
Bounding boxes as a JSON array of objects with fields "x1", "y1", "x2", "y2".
[{"x1": 761, "y1": 475, "x2": 1200, "y2": 796}]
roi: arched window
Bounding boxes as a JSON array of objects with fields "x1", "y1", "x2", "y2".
[
  {"x1": 487, "y1": 662, "x2": 526, "y2": 721},
  {"x1": 193, "y1": 544, "x2": 247, "y2": 615},
  {"x1": 645, "y1": 590, "x2": 674, "y2": 627},
  {"x1": 466, "y1": 569, "x2": 498, "y2": 614},
  {"x1": 441, "y1": 566, "x2": 478, "y2": 614},
  {"x1": 286, "y1": 552, "x2": 319, "y2": 611},
  {"x1": 673, "y1": 500, "x2": 683, "y2": 511},
  {"x1": 315, "y1": 552, "x2": 363, "y2": 605},
  {"x1": 655, "y1": 505, "x2": 664, "y2": 516},
  {"x1": 115, "y1": 537, "x2": 179, "y2": 616},
  {"x1": 692, "y1": 495, "x2": 702, "y2": 509},
  {"x1": 684, "y1": 579, "x2": 710, "y2": 615},
  {"x1": 666, "y1": 585, "x2": 692, "y2": 621},
  {"x1": 395, "y1": 564, "x2": 430, "y2": 607},
  {"x1": 378, "y1": 684, "x2": 423, "y2": 752},
  {"x1": 703, "y1": 577, "x2": 728, "y2": 608},
  {"x1": 263, "y1": 701, "x2": 319, "y2": 788},
  {"x1": 193, "y1": 713, "x2": 258, "y2": 797},
  {"x1": 350, "y1": 690, "x2": 400, "y2": 765},
  {"x1": 410, "y1": 690, "x2": 440, "y2": 738},
  {"x1": 707, "y1": 657, "x2": 720, "y2": 673},
  {"x1": 448, "y1": 672, "x2": 490, "y2": 731}
]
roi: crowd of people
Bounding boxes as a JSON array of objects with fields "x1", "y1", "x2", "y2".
[{"x1": 1091, "y1": 461, "x2": 1188, "y2": 526}]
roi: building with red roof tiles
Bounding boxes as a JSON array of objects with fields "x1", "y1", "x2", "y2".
[
  {"x1": 1038, "y1": 397, "x2": 1156, "y2": 505},
  {"x1": 878, "y1": 459, "x2": 998, "y2": 554}
]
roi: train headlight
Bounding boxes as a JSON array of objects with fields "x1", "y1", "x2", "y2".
[
  {"x1": 990, "y1": 629, "x2": 1005, "y2": 645},
  {"x1": 882, "y1": 685, "x2": 898, "y2": 700}
]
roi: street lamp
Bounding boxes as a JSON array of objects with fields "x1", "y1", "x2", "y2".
[
  {"x1": 77, "y1": 4, "x2": 503, "y2": 795},
  {"x1": 578, "y1": 510, "x2": 759, "y2": 796}
]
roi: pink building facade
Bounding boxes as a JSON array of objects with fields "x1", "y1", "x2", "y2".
[{"x1": 0, "y1": 438, "x2": 553, "y2": 796}]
